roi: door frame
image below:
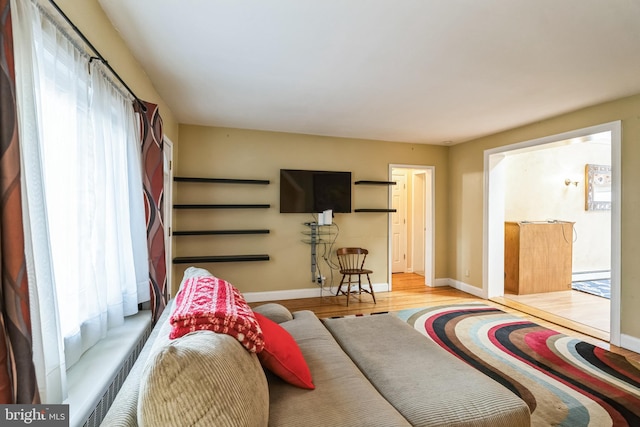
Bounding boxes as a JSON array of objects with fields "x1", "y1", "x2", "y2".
[
  {"x1": 388, "y1": 164, "x2": 435, "y2": 290},
  {"x1": 163, "y1": 136, "x2": 174, "y2": 298},
  {"x1": 483, "y1": 121, "x2": 621, "y2": 346}
]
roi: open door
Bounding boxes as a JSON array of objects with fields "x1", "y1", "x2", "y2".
[
  {"x1": 391, "y1": 170, "x2": 408, "y2": 273},
  {"x1": 412, "y1": 171, "x2": 426, "y2": 276},
  {"x1": 389, "y1": 165, "x2": 435, "y2": 288}
]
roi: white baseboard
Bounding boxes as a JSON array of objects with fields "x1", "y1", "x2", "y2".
[
  {"x1": 572, "y1": 271, "x2": 610, "y2": 282},
  {"x1": 620, "y1": 333, "x2": 640, "y2": 354},
  {"x1": 243, "y1": 287, "x2": 320, "y2": 303},
  {"x1": 431, "y1": 278, "x2": 449, "y2": 287},
  {"x1": 243, "y1": 282, "x2": 389, "y2": 303},
  {"x1": 244, "y1": 279, "x2": 486, "y2": 303},
  {"x1": 442, "y1": 278, "x2": 487, "y2": 298}
]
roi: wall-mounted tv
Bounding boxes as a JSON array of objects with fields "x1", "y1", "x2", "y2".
[{"x1": 280, "y1": 169, "x2": 352, "y2": 213}]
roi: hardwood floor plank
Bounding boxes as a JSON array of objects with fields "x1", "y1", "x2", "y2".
[
  {"x1": 250, "y1": 273, "x2": 640, "y2": 364},
  {"x1": 502, "y1": 290, "x2": 610, "y2": 334},
  {"x1": 492, "y1": 296, "x2": 609, "y2": 342}
]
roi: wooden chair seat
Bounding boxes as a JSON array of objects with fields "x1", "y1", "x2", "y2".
[
  {"x1": 336, "y1": 247, "x2": 376, "y2": 306},
  {"x1": 340, "y1": 268, "x2": 373, "y2": 275}
]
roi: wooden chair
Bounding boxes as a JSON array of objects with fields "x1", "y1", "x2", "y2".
[{"x1": 336, "y1": 247, "x2": 376, "y2": 306}]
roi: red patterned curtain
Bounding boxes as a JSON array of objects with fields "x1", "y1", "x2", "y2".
[
  {"x1": 0, "y1": 0, "x2": 40, "y2": 404},
  {"x1": 137, "y1": 101, "x2": 167, "y2": 323}
]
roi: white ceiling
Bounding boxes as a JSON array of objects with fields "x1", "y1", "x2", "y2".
[{"x1": 98, "y1": 0, "x2": 640, "y2": 145}]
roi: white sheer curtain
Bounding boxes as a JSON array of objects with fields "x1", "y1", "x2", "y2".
[{"x1": 11, "y1": 0, "x2": 149, "y2": 403}]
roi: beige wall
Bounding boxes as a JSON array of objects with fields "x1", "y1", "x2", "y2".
[
  {"x1": 56, "y1": 0, "x2": 178, "y2": 143},
  {"x1": 504, "y1": 141, "x2": 611, "y2": 273},
  {"x1": 449, "y1": 93, "x2": 640, "y2": 339},
  {"x1": 174, "y1": 126, "x2": 449, "y2": 296}
]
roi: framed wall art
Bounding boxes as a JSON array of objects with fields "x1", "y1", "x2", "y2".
[{"x1": 585, "y1": 164, "x2": 611, "y2": 211}]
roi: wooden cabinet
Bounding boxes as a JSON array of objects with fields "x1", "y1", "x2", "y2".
[{"x1": 504, "y1": 221, "x2": 574, "y2": 295}]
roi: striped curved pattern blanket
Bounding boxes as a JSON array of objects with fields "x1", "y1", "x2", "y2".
[{"x1": 396, "y1": 304, "x2": 640, "y2": 427}]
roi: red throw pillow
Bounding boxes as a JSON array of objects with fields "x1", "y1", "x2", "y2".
[{"x1": 253, "y1": 312, "x2": 315, "y2": 390}]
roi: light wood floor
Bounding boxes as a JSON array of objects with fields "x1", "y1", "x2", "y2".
[
  {"x1": 250, "y1": 273, "x2": 640, "y2": 364},
  {"x1": 498, "y1": 290, "x2": 610, "y2": 340}
]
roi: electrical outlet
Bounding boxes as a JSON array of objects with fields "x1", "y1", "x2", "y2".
[{"x1": 464, "y1": 269, "x2": 470, "y2": 277}]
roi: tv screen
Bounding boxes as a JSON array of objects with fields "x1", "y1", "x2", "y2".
[{"x1": 280, "y1": 169, "x2": 352, "y2": 213}]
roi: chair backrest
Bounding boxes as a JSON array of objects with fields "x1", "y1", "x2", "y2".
[{"x1": 336, "y1": 247, "x2": 369, "y2": 271}]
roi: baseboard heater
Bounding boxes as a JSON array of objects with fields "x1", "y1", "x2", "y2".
[
  {"x1": 572, "y1": 270, "x2": 611, "y2": 282},
  {"x1": 81, "y1": 321, "x2": 152, "y2": 427}
]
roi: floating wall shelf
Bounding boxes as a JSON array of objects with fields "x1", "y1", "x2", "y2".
[
  {"x1": 173, "y1": 176, "x2": 271, "y2": 264},
  {"x1": 174, "y1": 177, "x2": 270, "y2": 185},
  {"x1": 173, "y1": 255, "x2": 270, "y2": 264},
  {"x1": 355, "y1": 180, "x2": 397, "y2": 185},
  {"x1": 354, "y1": 209, "x2": 397, "y2": 213},
  {"x1": 173, "y1": 204, "x2": 271, "y2": 209},
  {"x1": 173, "y1": 229, "x2": 270, "y2": 236},
  {"x1": 354, "y1": 179, "x2": 397, "y2": 212}
]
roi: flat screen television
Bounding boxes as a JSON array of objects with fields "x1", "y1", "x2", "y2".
[{"x1": 280, "y1": 169, "x2": 352, "y2": 213}]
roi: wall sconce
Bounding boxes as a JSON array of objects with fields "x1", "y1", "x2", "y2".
[{"x1": 564, "y1": 179, "x2": 579, "y2": 187}]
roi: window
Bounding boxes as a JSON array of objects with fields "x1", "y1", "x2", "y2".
[{"x1": 12, "y1": 0, "x2": 149, "y2": 403}]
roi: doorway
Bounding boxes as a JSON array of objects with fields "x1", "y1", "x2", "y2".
[
  {"x1": 389, "y1": 165, "x2": 435, "y2": 289},
  {"x1": 484, "y1": 121, "x2": 621, "y2": 345}
]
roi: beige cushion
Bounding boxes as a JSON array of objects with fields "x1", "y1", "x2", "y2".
[
  {"x1": 179, "y1": 266, "x2": 214, "y2": 284},
  {"x1": 323, "y1": 314, "x2": 530, "y2": 427},
  {"x1": 252, "y1": 303, "x2": 294, "y2": 324},
  {"x1": 138, "y1": 318, "x2": 269, "y2": 427},
  {"x1": 267, "y1": 311, "x2": 411, "y2": 427}
]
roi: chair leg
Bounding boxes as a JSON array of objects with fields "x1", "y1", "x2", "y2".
[
  {"x1": 336, "y1": 275, "x2": 351, "y2": 306},
  {"x1": 336, "y1": 275, "x2": 346, "y2": 297},
  {"x1": 338, "y1": 274, "x2": 374, "y2": 306},
  {"x1": 336, "y1": 274, "x2": 351, "y2": 307},
  {"x1": 367, "y1": 274, "x2": 376, "y2": 304}
]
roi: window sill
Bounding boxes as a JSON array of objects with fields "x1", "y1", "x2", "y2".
[{"x1": 64, "y1": 310, "x2": 152, "y2": 427}]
